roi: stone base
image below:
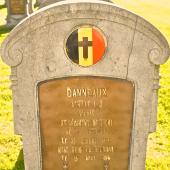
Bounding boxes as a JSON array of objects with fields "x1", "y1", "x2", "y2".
[{"x1": 7, "y1": 14, "x2": 27, "y2": 28}]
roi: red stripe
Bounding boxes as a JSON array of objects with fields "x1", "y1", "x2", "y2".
[{"x1": 92, "y1": 28, "x2": 105, "y2": 64}]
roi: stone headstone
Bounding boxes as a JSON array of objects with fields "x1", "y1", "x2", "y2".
[
  {"x1": 0, "y1": 0, "x2": 170, "y2": 170},
  {"x1": 6, "y1": 0, "x2": 32, "y2": 27},
  {"x1": 39, "y1": 0, "x2": 64, "y2": 8},
  {"x1": 38, "y1": 0, "x2": 112, "y2": 8}
]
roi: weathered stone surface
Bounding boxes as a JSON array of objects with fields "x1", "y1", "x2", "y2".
[
  {"x1": 39, "y1": 0, "x2": 113, "y2": 8},
  {"x1": 0, "y1": 0, "x2": 169, "y2": 170}
]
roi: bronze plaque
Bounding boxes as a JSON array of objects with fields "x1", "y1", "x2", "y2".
[
  {"x1": 38, "y1": 77, "x2": 134, "y2": 170},
  {"x1": 10, "y1": 0, "x2": 26, "y2": 15}
]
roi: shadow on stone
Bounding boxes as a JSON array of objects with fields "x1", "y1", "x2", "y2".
[{"x1": 12, "y1": 149, "x2": 25, "y2": 170}]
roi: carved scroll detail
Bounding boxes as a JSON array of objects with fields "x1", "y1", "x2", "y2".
[
  {"x1": 7, "y1": 48, "x2": 23, "y2": 66},
  {"x1": 148, "y1": 47, "x2": 170, "y2": 65},
  {"x1": 149, "y1": 48, "x2": 162, "y2": 65},
  {"x1": 0, "y1": 37, "x2": 23, "y2": 67}
]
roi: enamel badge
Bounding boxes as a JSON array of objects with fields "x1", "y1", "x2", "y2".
[{"x1": 66, "y1": 26, "x2": 106, "y2": 67}]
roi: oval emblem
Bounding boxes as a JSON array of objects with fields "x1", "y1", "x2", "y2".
[{"x1": 66, "y1": 26, "x2": 106, "y2": 67}]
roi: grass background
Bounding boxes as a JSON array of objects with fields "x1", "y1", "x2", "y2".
[{"x1": 0, "y1": 0, "x2": 170, "y2": 169}]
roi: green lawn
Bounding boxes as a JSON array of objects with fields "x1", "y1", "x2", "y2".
[{"x1": 0, "y1": 0, "x2": 170, "y2": 169}]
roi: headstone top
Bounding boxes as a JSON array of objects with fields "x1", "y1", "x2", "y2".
[
  {"x1": 1, "y1": 0, "x2": 169, "y2": 67},
  {"x1": 39, "y1": 0, "x2": 114, "y2": 8}
]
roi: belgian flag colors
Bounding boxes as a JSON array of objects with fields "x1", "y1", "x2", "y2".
[{"x1": 66, "y1": 26, "x2": 106, "y2": 66}]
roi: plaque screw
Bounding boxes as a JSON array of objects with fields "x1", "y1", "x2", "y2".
[
  {"x1": 63, "y1": 158, "x2": 69, "y2": 170},
  {"x1": 103, "y1": 156, "x2": 110, "y2": 170},
  {"x1": 104, "y1": 163, "x2": 109, "y2": 170}
]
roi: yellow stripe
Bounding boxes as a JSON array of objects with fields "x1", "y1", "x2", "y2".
[{"x1": 78, "y1": 28, "x2": 93, "y2": 66}]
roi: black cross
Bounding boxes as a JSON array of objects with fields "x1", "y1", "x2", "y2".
[{"x1": 78, "y1": 37, "x2": 92, "y2": 59}]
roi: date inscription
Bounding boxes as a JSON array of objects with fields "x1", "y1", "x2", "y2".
[{"x1": 38, "y1": 77, "x2": 134, "y2": 170}]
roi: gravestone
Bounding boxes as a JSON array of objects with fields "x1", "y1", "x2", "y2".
[
  {"x1": 0, "y1": 0, "x2": 170, "y2": 170},
  {"x1": 6, "y1": 0, "x2": 32, "y2": 27},
  {"x1": 39, "y1": 0, "x2": 112, "y2": 8}
]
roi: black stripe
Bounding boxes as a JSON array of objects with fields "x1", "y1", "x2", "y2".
[{"x1": 66, "y1": 30, "x2": 79, "y2": 64}]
